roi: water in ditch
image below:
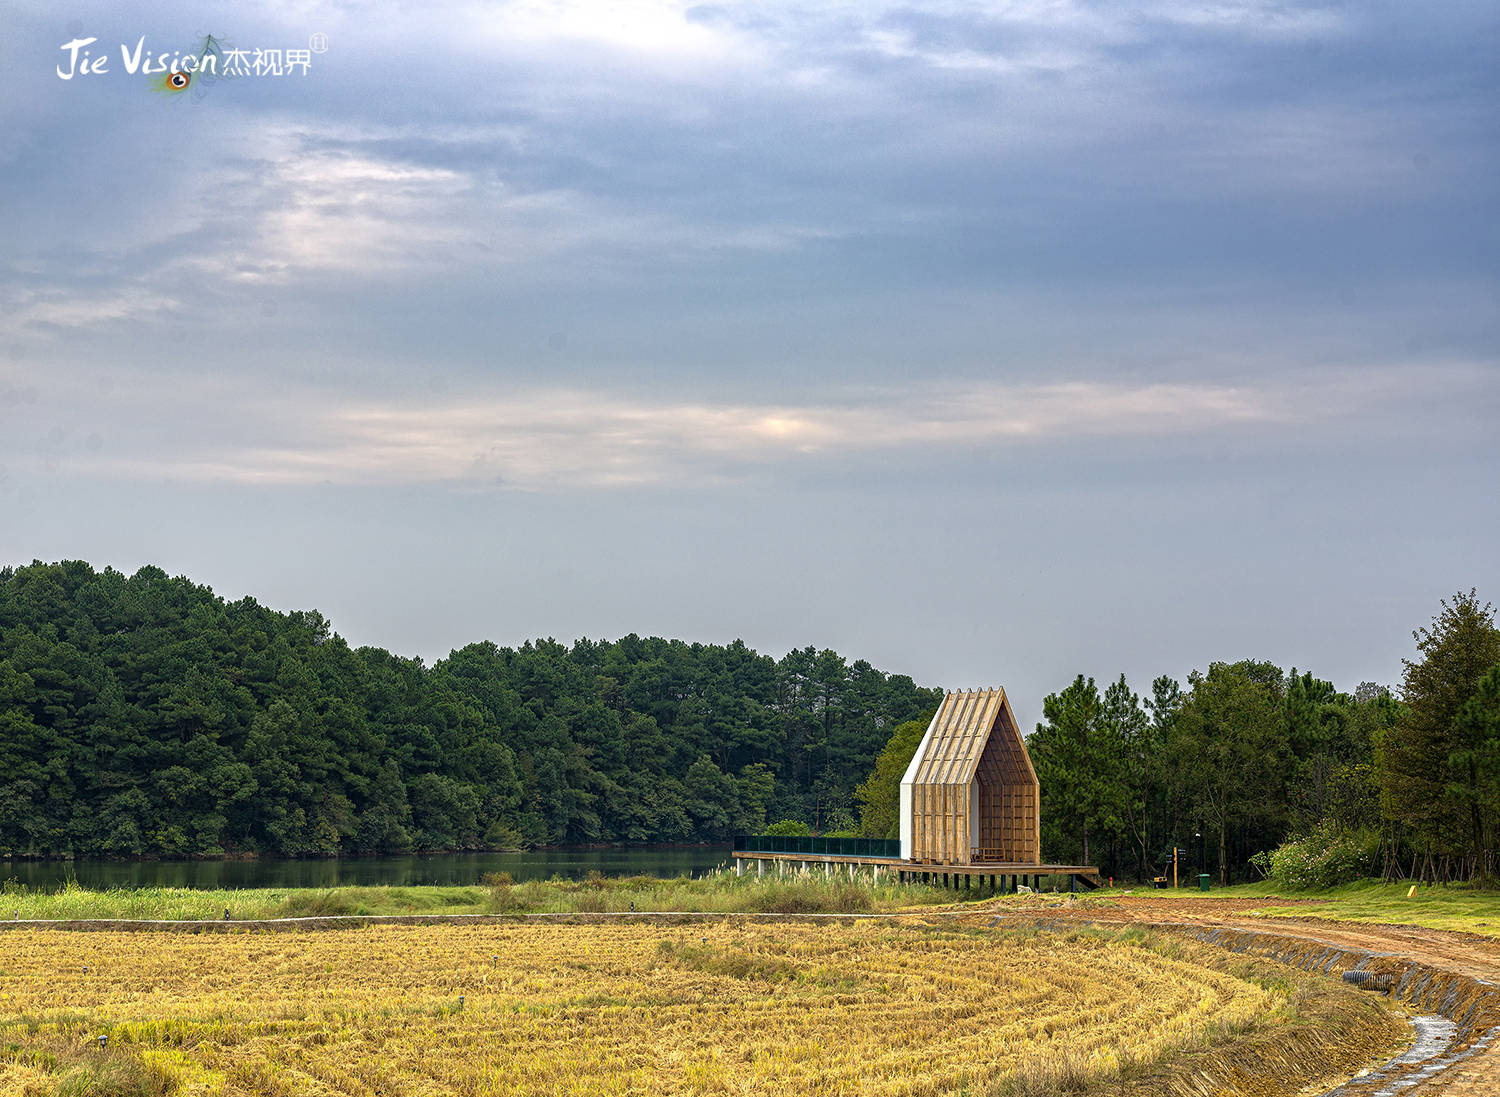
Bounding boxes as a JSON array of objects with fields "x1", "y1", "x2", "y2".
[{"x1": 1319, "y1": 1014, "x2": 1456, "y2": 1096}]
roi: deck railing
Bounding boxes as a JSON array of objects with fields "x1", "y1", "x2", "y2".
[{"x1": 733, "y1": 835, "x2": 902, "y2": 858}]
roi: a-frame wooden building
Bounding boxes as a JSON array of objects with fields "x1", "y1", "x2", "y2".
[{"x1": 899, "y1": 687, "x2": 1040, "y2": 865}]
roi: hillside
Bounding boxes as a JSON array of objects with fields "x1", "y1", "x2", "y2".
[{"x1": 0, "y1": 561, "x2": 939, "y2": 858}]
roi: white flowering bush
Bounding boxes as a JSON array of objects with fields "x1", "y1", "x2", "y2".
[{"x1": 1255, "y1": 825, "x2": 1380, "y2": 890}]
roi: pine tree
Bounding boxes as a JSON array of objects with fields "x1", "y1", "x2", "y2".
[{"x1": 1377, "y1": 590, "x2": 1500, "y2": 880}]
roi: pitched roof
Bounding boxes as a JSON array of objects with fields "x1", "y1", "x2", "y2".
[{"x1": 908, "y1": 687, "x2": 1018, "y2": 787}]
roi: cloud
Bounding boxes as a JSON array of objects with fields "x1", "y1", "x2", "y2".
[
  {"x1": 218, "y1": 123, "x2": 851, "y2": 279},
  {"x1": 0, "y1": 286, "x2": 181, "y2": 332},
  {"x1": 223, "y1": 145, "x2": 474, "y2": 282},
  {"x1": 1140, "y1": 0, "x2": 1344, "y2": 37},
  {"x1": 27, "y1": 367, "x2": 1486, "y2": 491},
  {"x1": 0, "y1": 113, "x2": 853, "y2": 344},
  {"x1": 4, "y1": 0, "x2": 1491, "y2": 356}
]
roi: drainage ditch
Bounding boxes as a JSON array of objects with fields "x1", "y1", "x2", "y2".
[{"x1": 1176, "y1": 924, "x2": 1500, "y2": 1095}]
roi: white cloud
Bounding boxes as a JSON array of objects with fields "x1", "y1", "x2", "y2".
[
  {"x1": 462, "y1": 0, "x2": 754, "y2": 62},
  {"x1": 34, "y1": 368, "x2": 1479, "y2": 491},
  {"x1": 171, "y1": 117, "x2": 849, "y2": 288},
  {"x1": 0, "y1": 286, "x2": 180, "y2": 332},
  {"x1": 188, "y1": 125, "x2": 478, "y2": 284},
  {"x1": 1142, "y1": 0, "x2": 1344, "y2": 37}
]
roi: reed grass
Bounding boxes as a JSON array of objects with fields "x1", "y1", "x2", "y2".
[{"x1": 0, "y1": 869, "x2": 952, "y2": 923}]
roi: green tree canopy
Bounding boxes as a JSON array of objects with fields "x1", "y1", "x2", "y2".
[
  {"x1": 1377, "y1": 590, "x2": 1500, "y2": 876},
  {"x1": 1170, "y1": 661, "x2": 1285, "y2": 885},
  {"x1": 0, "y1": 561, "x2": 940, "y2": 857},
  {"x1": 1028, "y1": 675, "x2": 1128, "y2": 867},
  {"x1": 853, "y1": 716, "x2": 930, "y2": 839}
]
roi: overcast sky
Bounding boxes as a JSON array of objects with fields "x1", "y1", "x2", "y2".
[{"x1": 2, "y1": 0, "x2": 1496, "y2": 720}]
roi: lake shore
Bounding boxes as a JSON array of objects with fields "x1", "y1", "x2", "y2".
[
  {"x1": 0, "y1": 869, "x2": 951, "y2": 921},
  {"x1": 0, "y1": 846, "x2": 736, "y2": 891}
]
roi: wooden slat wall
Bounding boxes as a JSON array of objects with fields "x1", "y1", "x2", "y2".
[
  {"x1": 909, "y1": 687, "x2": 1042, "y2": 866},
  {"x1": 911, "y1": 691, "x2": 978, "y2": 863},
  {"x1": 912, "y1": 782, "x2": 971, "y2": 863},
  {"x1": 974, "y1": 701, "x2": 1040, "y2": 863}
]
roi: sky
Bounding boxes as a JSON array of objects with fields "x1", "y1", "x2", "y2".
[{"x1": 2, "y1": 0, "x2": 1496, "y2": 722}]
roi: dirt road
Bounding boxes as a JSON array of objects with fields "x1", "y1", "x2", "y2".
[{"x1": 967, "y1": 895, "x2": 1500, "y2": 1095}]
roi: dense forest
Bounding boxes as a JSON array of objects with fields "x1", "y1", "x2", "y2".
[
  {"x1": 852, "y1": 590, "x2": 1500, "y2": 886},
  {"x1": 1021, "y1": 667, "x2": 1397, "y2": 886},
  {"x1": 5, "y1": 561, "x2": 1494, "y2": 884},
  {"x1": 0, "y1": 561, "x2": 940, "y2": 858}
]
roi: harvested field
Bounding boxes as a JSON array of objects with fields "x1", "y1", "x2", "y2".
[
  {"x1": 0, "y1": 921, "x2": 1405, "y2": 1097},
  {"x1": 967, "y1": 893, "x2": 1500, "y2": 1095}
]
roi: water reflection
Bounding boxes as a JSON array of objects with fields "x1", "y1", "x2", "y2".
[{"x1": 1, "y1": 848, "x2": 732, "y2": 891}]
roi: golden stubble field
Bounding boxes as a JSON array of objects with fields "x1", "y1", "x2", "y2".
[{"x1": 0, "y1": 921, "x2": 1307, "y2": 1096}]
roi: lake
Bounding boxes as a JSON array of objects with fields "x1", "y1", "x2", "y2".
[{"x1": 0, "y1": 847, "x2": 733, "y2": 891}]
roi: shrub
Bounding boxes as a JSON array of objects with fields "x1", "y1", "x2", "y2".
[
  {"x1": 763, "y1": 819, "x2": 813, "y2": 837},
  {"x1": 275, "y1": 890, "x2": 362, "y2": 917},
  {"x1": 748, "y1": 878, "x2": 872, "y2": 915},
  {"x1": 1255, "y1": 826, "x2": 1380, "y2": 890},
  {"x1": 572, "y1": 890, "x2": 608, "y2": 913}
]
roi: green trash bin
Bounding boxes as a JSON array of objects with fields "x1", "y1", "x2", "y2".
[{"x1": 1198, "y1": 874, "x2": 1211, "y2": 892}]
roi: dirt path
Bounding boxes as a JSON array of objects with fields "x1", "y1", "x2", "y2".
[{"x1": 965, "y1": 896, "x2": 1500, "y2": 1095}]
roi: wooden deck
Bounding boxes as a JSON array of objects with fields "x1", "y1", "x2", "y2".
[{"x1": 731, "y1": 850, "x2": 1100, "y2": 889}]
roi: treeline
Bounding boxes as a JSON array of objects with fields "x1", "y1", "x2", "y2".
[
  {"x1": 0, "y1": 561, "x2": 940, "y2": 858},
  {"x1": 1020, "y1": 591, "x2": 1500, "y2": 885}
]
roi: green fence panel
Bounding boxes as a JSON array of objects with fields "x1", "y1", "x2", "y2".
[{"x1": 734, "y1": 835, "x2": 902, "y2": 859}]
